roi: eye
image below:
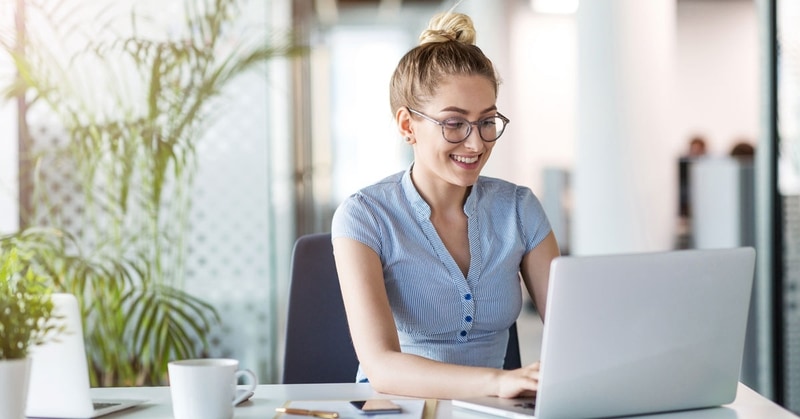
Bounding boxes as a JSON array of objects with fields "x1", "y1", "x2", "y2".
[
  {"x1": 479, "y1": 118, "x2": 497, "y2": 128},
  {"x1": 442, "y1": 118, "x2": 468, "y2": 130}
]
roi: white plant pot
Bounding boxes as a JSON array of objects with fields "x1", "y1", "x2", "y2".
[{"x1": 0, "y1": 358, "x2": 31, "y2": 419}]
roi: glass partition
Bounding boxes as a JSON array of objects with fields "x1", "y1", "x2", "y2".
[{"x1": 775, "y1": 0, "x2": 800, "y2": 412}]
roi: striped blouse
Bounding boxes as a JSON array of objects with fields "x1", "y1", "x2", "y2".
[{"x1": 331, "y1": 165, "x2": 552, "y2": 381}]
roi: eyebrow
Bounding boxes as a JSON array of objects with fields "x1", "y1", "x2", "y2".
[{"x1": 439, "y1": 105, "x2": 498, "y2": 115}]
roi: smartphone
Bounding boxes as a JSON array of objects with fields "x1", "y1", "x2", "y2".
[{"x1": 350, "y1": 400, "x2": 402, "y2": 414}]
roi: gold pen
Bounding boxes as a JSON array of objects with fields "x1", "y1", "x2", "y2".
[{"x1": 276, "y1": 407, "x2": 340, "y2": 419}]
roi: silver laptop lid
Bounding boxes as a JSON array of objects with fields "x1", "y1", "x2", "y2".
[
  {"x1": 535, "y1": 247, "x2": 755, "y2": 419},
  {"x1": 26, "y1": 293, "x2": 145, "y2": 418},
  {"x1": 26, "y1": 293, "x2": 95, "y2": 418}
]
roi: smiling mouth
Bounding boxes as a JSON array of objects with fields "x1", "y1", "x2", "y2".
[{"x1": 451, "y1": 154, "x2": 480, "y2": 164}]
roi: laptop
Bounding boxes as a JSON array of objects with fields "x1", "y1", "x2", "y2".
[
  {"x1": 453, "y1": 247, "x2": 756, "y2": 419},
  {"x1": 26, "y1": 293, "x2": 145, "y2": 418}
]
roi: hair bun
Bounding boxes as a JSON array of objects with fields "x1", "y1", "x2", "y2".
[{"x1": 418, "y1": 12, "x2": 476, "y2": 46}]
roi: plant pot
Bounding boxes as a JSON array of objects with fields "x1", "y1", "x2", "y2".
[{"x1": 0, "y1": 358, "x2": 31, "y2": 419}]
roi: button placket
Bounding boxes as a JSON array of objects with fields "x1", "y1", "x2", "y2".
[{"x1": 458, "y1": 291, "x2": 476, "y2": 341}]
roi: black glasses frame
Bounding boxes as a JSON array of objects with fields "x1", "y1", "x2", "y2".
[{"x1": 407, "y1": 107, "x2": 510, "y2": 144}]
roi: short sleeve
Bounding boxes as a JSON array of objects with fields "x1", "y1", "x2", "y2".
[
  {"x1": 517, "y1": 187, "x2": 552, "y2": 253},
  {"x1": 330, "y1": 194, "x2": 383, "y2": 256}
]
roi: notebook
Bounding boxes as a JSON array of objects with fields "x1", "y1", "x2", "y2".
[
  {"x1": 453, "y1": 247, "x2": 756, "y2": 419},
  {"x1": 26, "y1": 293, "x2": 145, "y2": 418}
]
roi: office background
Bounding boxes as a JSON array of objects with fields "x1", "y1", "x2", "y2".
[{"x1": 0, "y1": 0, "x2": 797, "y2": 413}]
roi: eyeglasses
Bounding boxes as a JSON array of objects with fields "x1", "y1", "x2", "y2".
[{"x1": 407, "y1": 107, "x2": 510, "y2": 144}]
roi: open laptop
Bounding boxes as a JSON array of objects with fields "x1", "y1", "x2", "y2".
[
  {"x1": 26, "y1": 293, "x2": 145, "y2": 418},
  {"x1": 453, "y1": 247, "x2": 756, "y2": 419}
]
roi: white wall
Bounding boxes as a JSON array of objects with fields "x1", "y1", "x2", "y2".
[
  {"x1": 676, "y1": 0, "x2": 760, "y2": 158},
  {"x1": 505, "y1": 10, "x2": 577, "y2": 194}
]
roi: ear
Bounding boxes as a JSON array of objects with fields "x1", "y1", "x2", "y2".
[{"x1": 396, "y1": 107, "x2": 416, "y2": 144}]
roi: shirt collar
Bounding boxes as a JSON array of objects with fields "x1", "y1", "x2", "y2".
[{"x1": 401, "y1": 162, "x2": 479, "y2": 218}]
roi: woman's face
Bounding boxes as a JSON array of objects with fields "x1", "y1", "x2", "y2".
[{"x1": 406, "y1": 75, "x2": 499, "y2": 190}]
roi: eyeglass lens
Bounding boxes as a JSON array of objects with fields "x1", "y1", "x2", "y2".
[{"x1": 442, "y1": 116, "x2": 507, "y2": 143}]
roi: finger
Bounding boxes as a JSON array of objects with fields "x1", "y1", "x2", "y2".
[{"x1": 523, "y1": 361, "x2": 541, "y2": 370}]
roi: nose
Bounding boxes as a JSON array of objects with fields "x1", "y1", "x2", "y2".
[{"x1": 462, "y1": 125, "x2": 484, "y2": 150}]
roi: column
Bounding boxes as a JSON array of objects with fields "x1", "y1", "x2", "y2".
[{"x1": 572, "y1": 0, "x2": 676, "y2": 255}]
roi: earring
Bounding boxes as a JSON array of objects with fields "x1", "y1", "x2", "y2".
[{"x1": 404, "y1": 137, "x2": 412, "y2": 143}]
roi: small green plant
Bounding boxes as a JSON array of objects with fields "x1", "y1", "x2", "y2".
[{"x1": 0, "y1": 248, "x2": 59, "y2": 360}]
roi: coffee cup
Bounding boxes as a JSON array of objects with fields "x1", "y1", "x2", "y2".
[{"x1": 168, "y1": 358, "x2": 258, "y2": 419}]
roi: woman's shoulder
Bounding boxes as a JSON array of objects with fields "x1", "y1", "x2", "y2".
[
  {"x1": 476, "y1": 175, "x2": 535, "y2": 198},
  {"x1": 331, "y1": 170, "x2": 409, "y2": 245},
  {"x1": 336, "y1": 171, "x2": 406, "y2": 212},
  {"x1": 351, "y1": 171, "x2": 405, "y2": 200},
  {"x1": 473, "y1": 176, "x2": 545, "y2": 219}
]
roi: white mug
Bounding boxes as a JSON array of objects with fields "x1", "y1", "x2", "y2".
[{"x1": 168, "y1": 358, "x2": 258, "y2": 419}]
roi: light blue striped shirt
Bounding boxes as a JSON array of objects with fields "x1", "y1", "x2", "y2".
[{"x1": 331, "y1": 165, "x2": 551, "y2": 381}]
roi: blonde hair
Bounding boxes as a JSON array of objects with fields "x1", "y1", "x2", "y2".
[{"x1": 389, "y1": 12, "x2": 499, "y2": 115}]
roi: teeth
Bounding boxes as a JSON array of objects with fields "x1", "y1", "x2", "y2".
[{"x1": 453, "y1": 155, "x2": 479, "y2": 164}]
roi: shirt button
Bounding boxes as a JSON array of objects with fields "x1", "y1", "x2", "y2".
[
  {"x1": 460, "y1": 330, "x2": 467, "y2": 337},
  {"x1": 464, "y1": 293, "x2": 472, "y2": 301},
  {"x1": 465, "y1": 315, "x2": 473, "y2": 322}
]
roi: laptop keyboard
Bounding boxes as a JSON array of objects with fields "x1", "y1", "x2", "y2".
[
  {"x1": 514, "y1": 401, "x2": 536, "y2": 410},
  {"x1": 93, "y1": 402, "x2": 121, "y2": 410}
]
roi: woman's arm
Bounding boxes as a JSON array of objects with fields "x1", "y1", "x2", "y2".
[
  {"x1": 520, "y1": 231, "x2": 560, "y2": 322},
  {"x1": 333, "y1": 237, "x2": 541, "y2": 399}
]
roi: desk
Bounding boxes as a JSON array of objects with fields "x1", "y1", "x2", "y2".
[{"x1": 91, "y1": 382, "x2": 798, "y2": 419}]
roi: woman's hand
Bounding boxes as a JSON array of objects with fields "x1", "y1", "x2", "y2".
[{"x1": 496, "y1": 361, "x2": 541, "y2": 399}]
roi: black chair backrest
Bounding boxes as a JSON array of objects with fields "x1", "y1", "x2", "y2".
[
  {"x1": 283, "y1": 233, "x2": 358, "y2": 384},
  {"x1": 282, "y1": 233, "x2": 521, "y2": 384},
  {"x1": 505, "y1": 322, "x2": 521, "y2": 369}
]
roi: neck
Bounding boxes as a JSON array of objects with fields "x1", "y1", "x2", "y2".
[{"x1": 410, "y1": 170, "x2": 471, "y2": 214}]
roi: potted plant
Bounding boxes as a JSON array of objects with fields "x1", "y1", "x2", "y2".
[{"x1": 0, "y1": 247, "x2": 60, "y2": 419}]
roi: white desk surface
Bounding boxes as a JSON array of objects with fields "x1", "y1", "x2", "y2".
[{"x1": 90, "y1": 382, "x2": 798, "y2": 419}]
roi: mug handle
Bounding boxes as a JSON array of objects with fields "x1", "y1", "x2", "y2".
[{"x1": 232, "y1": 369, "x2": 258, "y2": 406}]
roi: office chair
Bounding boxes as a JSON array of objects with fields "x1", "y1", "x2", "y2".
[
  {"x1": 281, "y1": 233, "x2": 522, "y2": 384},
  {"x1": 282, "y1": 233, "x2": 359, "y2": 384}
]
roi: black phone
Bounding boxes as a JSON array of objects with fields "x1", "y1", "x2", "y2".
[{"x1": 350, "y1": 400, "x2": 402, "y2": 414}]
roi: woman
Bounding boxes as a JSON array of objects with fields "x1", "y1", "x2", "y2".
[{"x1": 330, "y1": 10, "x2": 560, "y2": 399}]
